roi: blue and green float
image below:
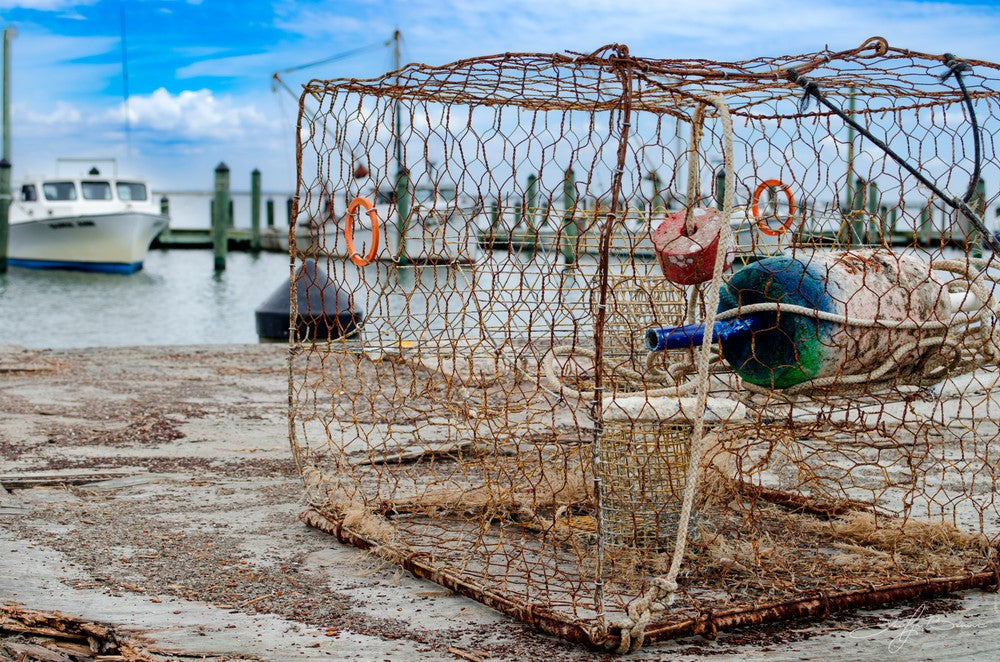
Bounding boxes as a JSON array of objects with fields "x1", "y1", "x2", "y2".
[{"x1": 645, "y1": 250, "x2": 951, "y2": 389}]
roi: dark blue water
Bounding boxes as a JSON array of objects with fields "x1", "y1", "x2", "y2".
[{"x1": 0, "y1": 249, "x2": 292, "y2": 348}]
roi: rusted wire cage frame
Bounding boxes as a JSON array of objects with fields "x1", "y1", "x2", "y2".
[{"x1": 289, "y1": 38, "x2": 1000, "y2": 652}]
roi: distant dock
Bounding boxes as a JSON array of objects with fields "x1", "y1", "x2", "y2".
[{"x1": 151, "y1": 226, "x2": 292, "y2": 253}]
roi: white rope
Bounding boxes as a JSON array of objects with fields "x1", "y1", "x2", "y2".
[
  {"x1": 581, "y1": 129, "x2": 998, "y2": 654},
  {"x1": 608, "y1": 94, "x2": 735, "y2": 653}
]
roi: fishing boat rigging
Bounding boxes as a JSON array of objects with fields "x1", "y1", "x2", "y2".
[{"x1": 272, "y1": 31, "x2": 480, "y2": 263}]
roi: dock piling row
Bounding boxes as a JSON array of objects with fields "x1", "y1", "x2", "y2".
[{"x1": 212, "y1": 162, "x2": 230, "y2": 271}]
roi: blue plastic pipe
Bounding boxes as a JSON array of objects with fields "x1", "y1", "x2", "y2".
[{"x1": 645, "y1": 316, "x2": 764, "y2": 352}]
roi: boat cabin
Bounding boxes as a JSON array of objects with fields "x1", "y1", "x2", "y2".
[{"x1": 19, "y1": 178, "x2": 150, "y2": 204}]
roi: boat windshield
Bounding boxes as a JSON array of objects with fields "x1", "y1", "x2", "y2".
[
  {"x1": 81, "y1": 181, "x2": 113, "y2": 200},
  {"x1": 42, "y1": 182, "x2": 77, "y2": 201},
  {"x1": 117, "y1": 182, "x2": 148, "y2": 201}
]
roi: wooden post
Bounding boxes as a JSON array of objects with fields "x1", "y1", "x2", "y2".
[
  {"x1": 649, "y1": 170, "x2": 665, "y2": 215},
  {"x1": 919, "y1": 200, "x2": 932, "y2": 246},
  {"x1": 0, "y1": 158, "x2": 10, "y2": 274},
  {"x1": 2, "y1": 28, "x2": 10, "y2": 165},
  {"x1": 250, "y1": 168, "x2": 261, "y2": 252},
  {"x1": 843, "y1": 87, "x2": 856, "y2": 214},
  {"x1": 866, "y1": 181, "x2": 880, "y2": 243},
  {"x1": 489, "y1": 198, "x2": 499, "y2": 232},
  {"x1": 521, "y1": 172, "x2": 538, "y2": 254},
  {"x1": 266, "y1": 198, "x2": 275, "y2": 228},
  {"x1": 286, "y1": 197, "x2": 293, "y2": 226},
  {"x1": 561, "y1": 167, "x2": 577, "y2": 265},
  {"x1": 1, "y1": 30, "x2": 11, "y2": 274},
  {"x1": 970, "y1": 176, "x2": 987, "y2": 257},
  {"x1": 212, "y1": 162, "x2": 230, "y2": 271},
  {"x1": 849, "y1": 177, "x2": 866, "y2": 245},
  {"x1": 714, "y1": 168, "x2": 725, "y2": 211},
  {"x1": 395, "y1": 168, "x2": 410, "y2": 263},
  {"x1": 525, "y1": 173, "x2": 538, "y2": 233},
  {"x1": 159, "y1": 195, "x2": 168, "y2": 216}
]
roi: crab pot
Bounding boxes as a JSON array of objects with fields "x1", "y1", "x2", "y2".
[
  {"x1": 599, "y1": 397, "x2": 745, "y2": 550},
  {"x1": 290, "y1": 41, "x2": 1000, "y2": 652}
]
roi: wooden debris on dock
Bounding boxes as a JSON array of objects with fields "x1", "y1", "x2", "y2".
[
  {"x1": 0, "y1": 603, "x2": 167, "y2": 661},
  {"x1": 0, "y1": 469, "x2": 145, "y2": 491},
  {"x1": 0, "y1": 345, "x2": 60, "y2": 374}
]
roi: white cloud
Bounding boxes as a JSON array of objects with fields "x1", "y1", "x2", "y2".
[
  {"x1": 117, "y1": 87, "x2": 278, "y2": 140},
  {"x1": 17, "y1": 99, "x2": 82, "y2": 125}
]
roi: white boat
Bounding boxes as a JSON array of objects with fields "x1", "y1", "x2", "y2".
[{"x1": 7, "y1": 159, "x2": 168, "y2": 274}]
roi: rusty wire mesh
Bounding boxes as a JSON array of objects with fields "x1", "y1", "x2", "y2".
[{"x1": 287, "y1": 38, "x2": 1000, "y2": 652}]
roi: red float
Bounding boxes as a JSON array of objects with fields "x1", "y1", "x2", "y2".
[{"x1": 652, "y1": 207, "x2": 733, "y2": 285}]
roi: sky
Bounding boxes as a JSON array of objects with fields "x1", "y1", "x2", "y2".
[{"x1": 2, "y1": 0, "x2": 1000, "y2": 194}]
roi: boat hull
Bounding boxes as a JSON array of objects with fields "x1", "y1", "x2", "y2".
[{"x1": 8, "y1": 212, "x2": 168, "y2": 273}]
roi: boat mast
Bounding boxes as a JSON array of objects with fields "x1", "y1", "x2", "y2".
[
  {"x1": 392, "y1": 29, "x2": 410, "y2": 263},
  {"x1": 393, "y1": 29, "x2": 402, "y2": 175}
]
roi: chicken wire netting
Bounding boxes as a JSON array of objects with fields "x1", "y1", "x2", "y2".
[{"x1": 287, "y1": 39, "x2": 1000, "y2": 652}]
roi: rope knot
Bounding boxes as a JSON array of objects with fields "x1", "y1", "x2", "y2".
[
  {"x1": 652, "y1": 577, "x2": 678, "y2": 594},
  {"x1": 940, "y1": 53, "x2": 973, "y2": 82},
  {"x1": 786, "y1": 69, "x2": 820, "y2": 112}
]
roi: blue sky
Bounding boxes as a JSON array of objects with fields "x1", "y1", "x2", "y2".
[{"x1": 3, "y1": 0, "x2": 1000, "y2": 192}]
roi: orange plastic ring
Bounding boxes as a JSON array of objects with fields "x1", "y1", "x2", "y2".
[
  {"x1": 344, "y1": 196, "x2": 380, "y2": 266},
  {"x1": 751, "y1": 179, "x2": 796, "y2": 237}
]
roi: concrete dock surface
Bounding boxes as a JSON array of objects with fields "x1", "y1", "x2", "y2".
[{"x1": 2, "y1": 344, "x2": 1000, "y2": 661}]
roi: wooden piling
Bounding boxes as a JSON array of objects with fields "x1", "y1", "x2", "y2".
[
  {"x1": 919, "y1": 200, "x2": 933, "y2": 245},
  {"x1": 561, "y1": 167, "x2": 577, "y2": 265},
  {"x1": 843, "y1": 88, "x2": 857, "y2": 213},
  {"x1": 525, "y1": 173, "x2": 538, "y2": 233},
  {"x1": 395, "y1": 168, "x2": 410, "y2": 263},
  {"x1": 970, "y1": 176, "x2": 987, "y2": 257},
  {"x1": 714, "y1": 168, "x2": 725, "y2": 211},
  {"x1": 867, "y1": 181, "x2": 880, "y2": 242},
  {"x1": 489, "y1": 198, "x2": 499, "y2": 232},
  {"x1": 1, "y1": 30, "x2": 11, "y2": 274},
  {"x1": 212, "y1": 162, "x2": 230, "y2": 271},
  {"x1": 845, "y1": 176, "x2": 866, "y2": 246},
  {"x1": 521, "y1": 173, "x2": 538, "y2": 254},
  {"x1": 159, "y1": 195, "x2": 169, "y2": 216},
  {"x1": 266, "y1": 198, "x2": 275, "y2": 228},
  {"x1": 250, "y1": 168, "x2": 261, "y2": 253},
  {"x1": 649, "y1": 170, "x2": 665, "y2": 214},
  {"x1": 1, "y1": 29, "x2": 10, "y2": 166},
  {"x1": 0, "y1": 158, "x2": 10, "y2": 274}
]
